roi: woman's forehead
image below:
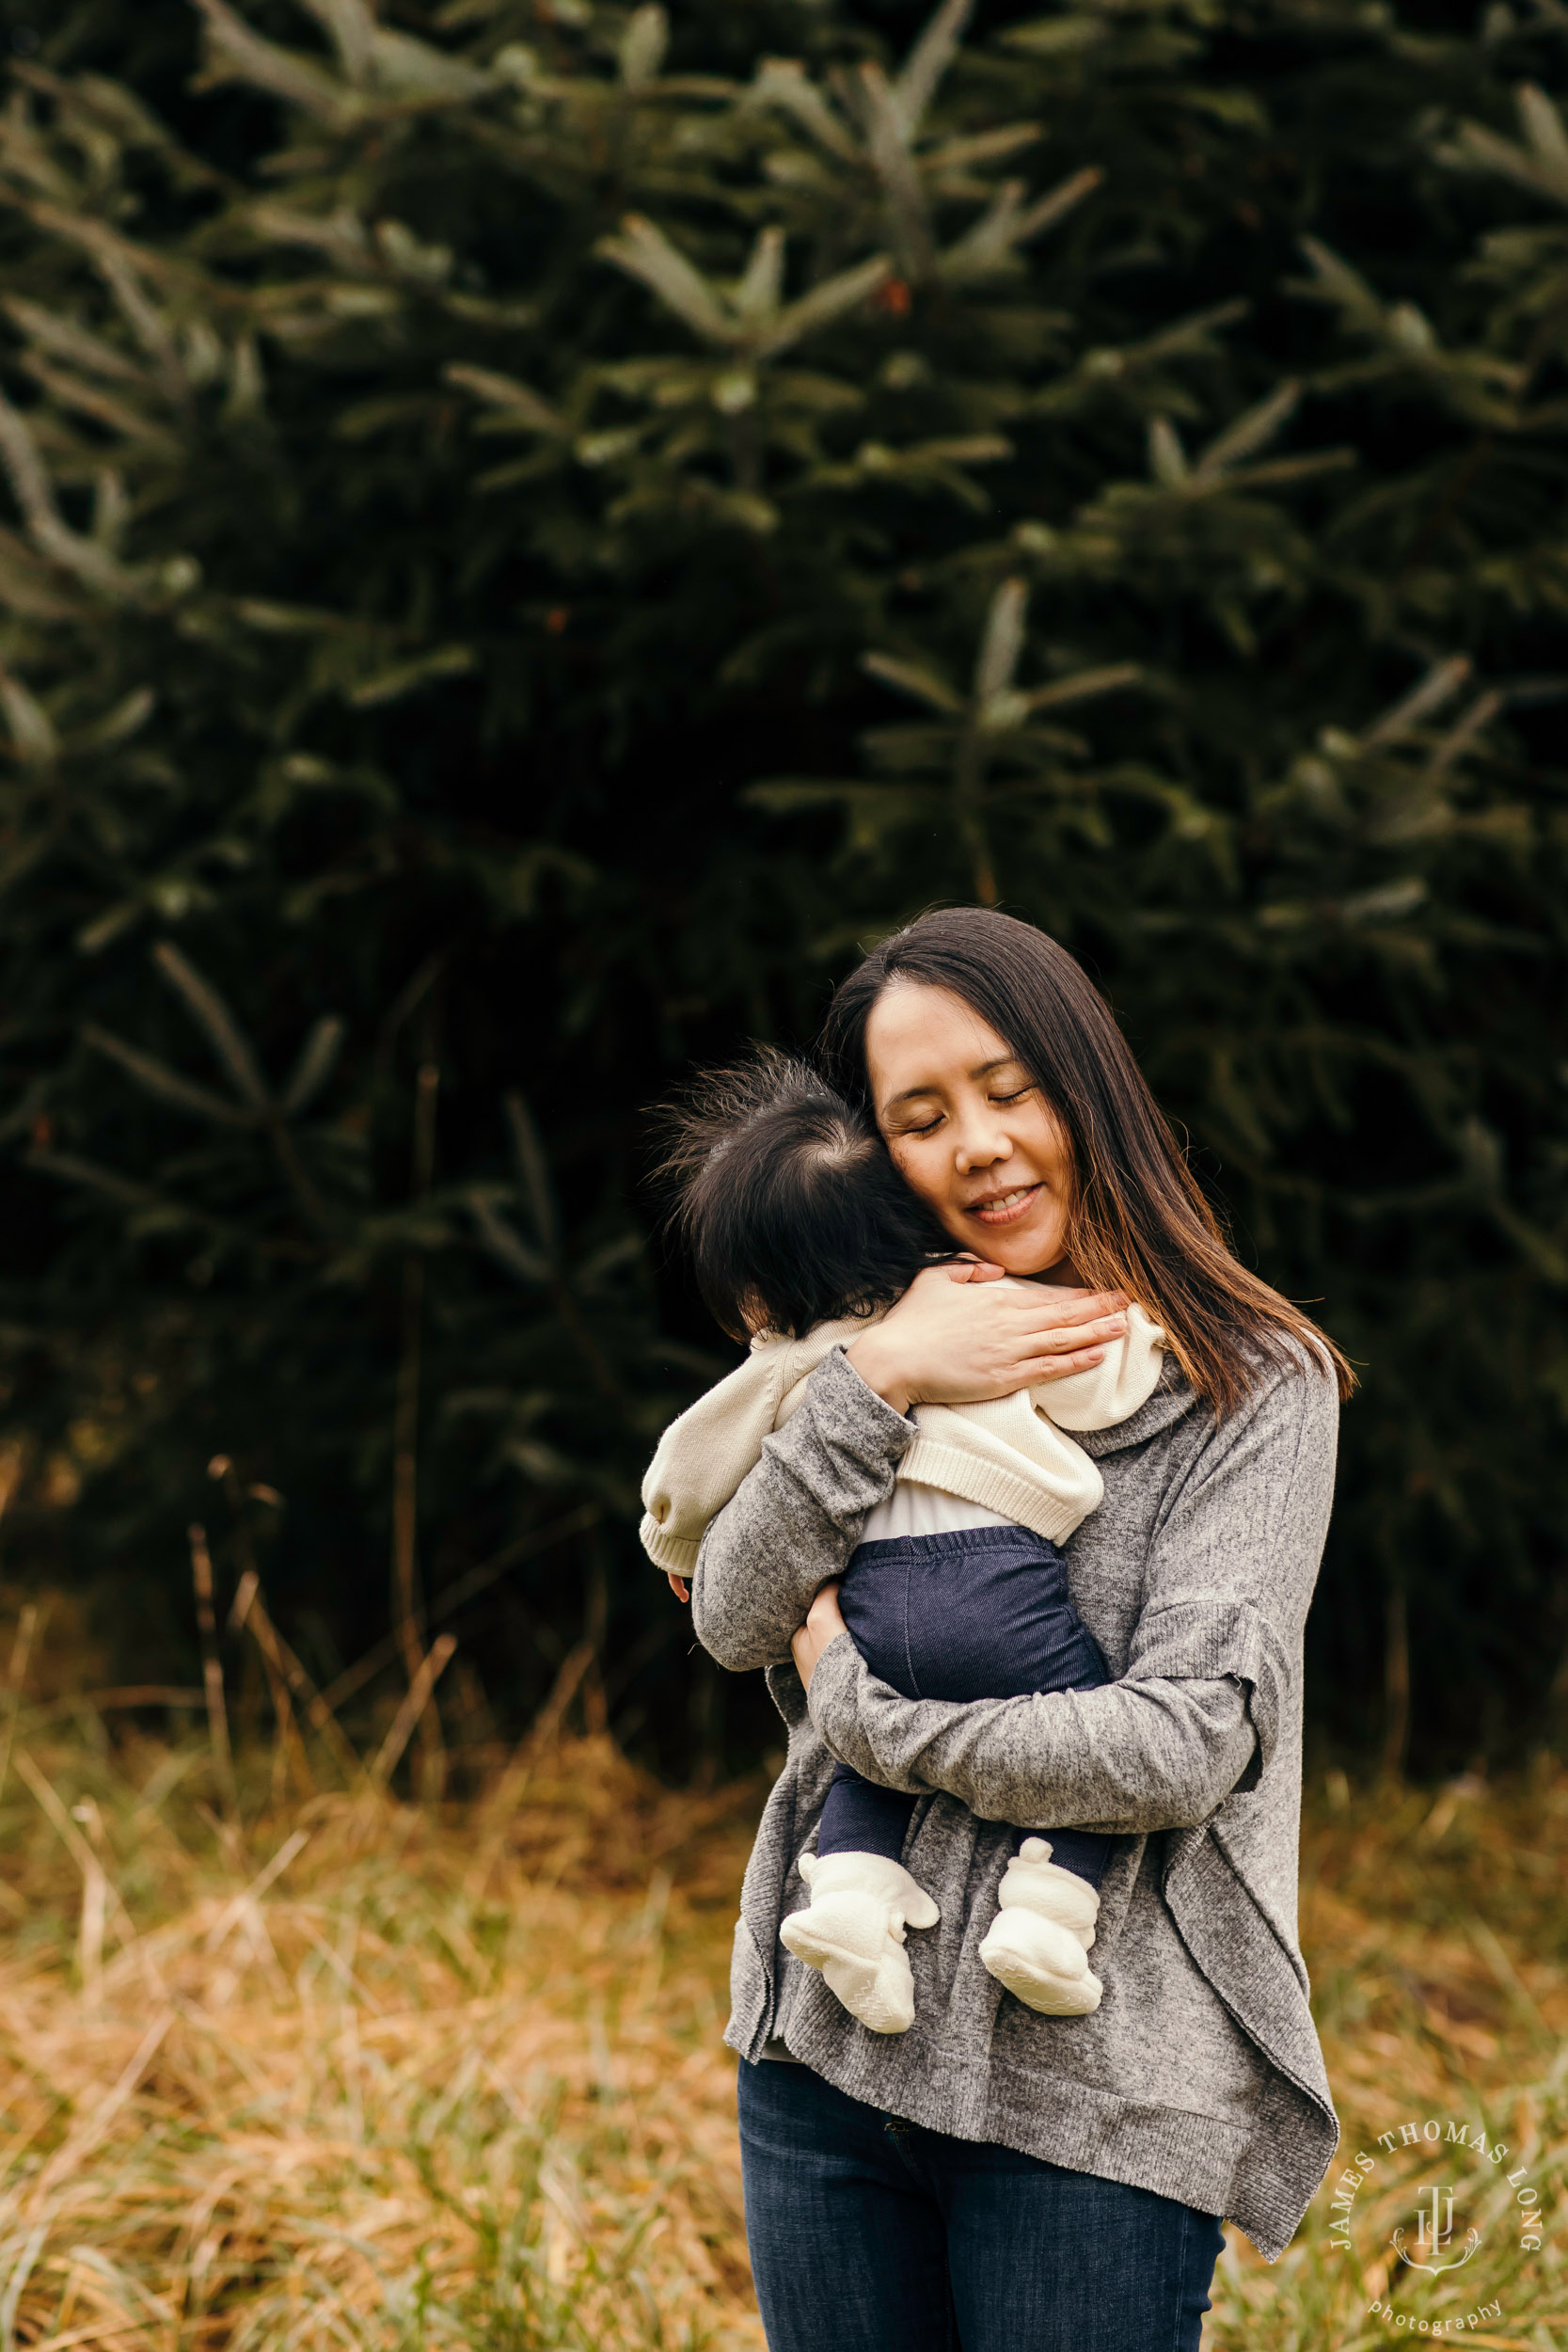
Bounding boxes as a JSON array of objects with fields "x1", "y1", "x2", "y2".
[{"x1": 864, "y1": 983, "x2": 1017, "y2": 1097}]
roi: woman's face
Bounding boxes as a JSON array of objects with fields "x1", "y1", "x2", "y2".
[{"x1": 863, "y1": 981, "x2": 1077, "y2": 1279}]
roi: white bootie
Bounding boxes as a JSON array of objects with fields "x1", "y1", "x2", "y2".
[
  {"x1": 978, "y1": 1837, "x2": 1103, "y2": 2017},
  {"x1": 997, "y1": 1836, "x2": 1101, "y2": 1940},
  {"x1": 780, "y1": 1851, "x2": 940, "y2": 2036}
]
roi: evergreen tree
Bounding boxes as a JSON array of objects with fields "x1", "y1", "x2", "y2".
[{"x1": 0, "y1": 0, "x2": 1562, "y2": 1773}]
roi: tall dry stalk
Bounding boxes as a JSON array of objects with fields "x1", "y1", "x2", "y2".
[
  {"x1": 371, "y1": 1632, "x2": 457, "y2": 1787},
  {"x1": 188, "y1": 1521, "x2": 238, "y2": 1817},
  {"x1": 229, "y1": 1567, "x2": 315, "y2": 1804},
  {"x1": 393, "y1": 1057, "x2": 443, "y2": 1801},
  {"x1": 1382, "y1": 1578, "x2": 1411, "y2": 1781},
  {"x1": 206, "y1": 1452, "x2": 284, "y2": 1755},
  {"x1": 0, "y1": 1601, "x2": 38, "y2": 1806}
]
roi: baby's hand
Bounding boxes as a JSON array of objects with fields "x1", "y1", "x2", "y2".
[{"x1": 666, "y1": 1572, "x2": 690, "y2": 1603}]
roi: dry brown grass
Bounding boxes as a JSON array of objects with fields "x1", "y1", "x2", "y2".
[
  {"x1": 0, "y1": 1650, "x2": 1564, "y2": 2350},
  {"x1": 0, "y1": 1705, "x2": 766, "y2": 2352},
  {"x1": 1211, "y1": 1767, "x2": 1568, "y2": 2351}
]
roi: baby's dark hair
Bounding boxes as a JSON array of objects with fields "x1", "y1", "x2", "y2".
[{"x1": 655, "y1": 1047, "x2": 951, "y2": 1341}]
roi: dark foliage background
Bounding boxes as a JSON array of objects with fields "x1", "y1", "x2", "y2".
[{"x1": 0, "y1": 0, "x2": 1562, "y2": 1779}]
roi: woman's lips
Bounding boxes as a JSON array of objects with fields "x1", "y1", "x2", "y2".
[{"x1": 967, "y1": 1184, "x2": 1041, "y2": 1227}]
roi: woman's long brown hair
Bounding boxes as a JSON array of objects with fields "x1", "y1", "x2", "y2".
[{"x1": 816, "y1": 908, "x2": 1355, "y2": 1418}]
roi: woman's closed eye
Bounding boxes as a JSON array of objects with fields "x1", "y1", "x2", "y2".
[{"x1": 895, "y1": 1087, "x2": 1034, "y2": 1139}]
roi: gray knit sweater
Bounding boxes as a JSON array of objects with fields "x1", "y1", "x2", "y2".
[{"x1": 691, "y1": 1342, "x2": 1340, "y2": 2263}]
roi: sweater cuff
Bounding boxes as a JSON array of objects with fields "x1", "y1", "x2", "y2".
[
  {"x1": 803, "y1": 1630, "x2": 865, "y2": 1755},
  {"x1": 798, "y1": 1342, "x2": 917, "y2": 1474},
  {"x1": 1125, "y1": 1596, "x2": 1290, "y2": 1774},
  {"x1": 640, "y1": 1514, "x2": 699, "y2": 1574},
  {"x1": 822, "y1": 1336, "x2": 921, "y2": 1439}
]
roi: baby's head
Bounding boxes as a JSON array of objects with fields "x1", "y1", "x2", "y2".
[{"x1": 657, "y1": 1047, "x2": 950, "y2": 1342}]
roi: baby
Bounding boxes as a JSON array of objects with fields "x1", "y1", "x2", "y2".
[{"x1": 642, "y1": 1051, "x2": 1166, "y2": 2035}]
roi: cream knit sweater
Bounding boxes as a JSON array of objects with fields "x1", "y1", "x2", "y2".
[{"x1": 640, "y1": 1289, "x2": 1166, "y2": 1576}]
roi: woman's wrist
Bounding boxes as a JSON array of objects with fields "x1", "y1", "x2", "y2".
[
  {"x1": 844, "y1": 1325, "x2": 912, "y2": 1416},
  {"x1": 800, "y1": 1628, "x2": 856, "y2": 1721}
]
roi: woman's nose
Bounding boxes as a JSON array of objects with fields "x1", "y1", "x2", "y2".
[{"x1": 953, "y1": 1120, "x2": 1011, "y2": 1174}]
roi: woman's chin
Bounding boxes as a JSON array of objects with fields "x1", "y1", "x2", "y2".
[{"x1": 960, "y1": 1214, "x2": 1069, "y2": 1277}]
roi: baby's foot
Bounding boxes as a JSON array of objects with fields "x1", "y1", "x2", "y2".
[
  {"x1": 779, "y1": 1851, "x2": 938, "y2": 2036},
  {"x1": 819, "y1": 1937, "x2": 917, "y2": 2035},
  {"x1": 979, "y1": 1906, "x2": 1103, "y2": 2015},
  {"x1": 995, "y1": 1836, "x2": 1100, "y2": 1943},
  {"x1": 978, "y1": 1837, "x2": 1103, "y2": 2016}
]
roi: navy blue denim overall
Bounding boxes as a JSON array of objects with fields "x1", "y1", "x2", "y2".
[{"x1": 818, "y1": 1522, "x2": 1113, "y2": 1889}]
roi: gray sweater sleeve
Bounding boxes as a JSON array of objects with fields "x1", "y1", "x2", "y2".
[
  {"x1": 805, "y1": 1645, "x2": 1256, "y2": 1833},
  {"x1": 690, "y1": 1343, "x2": 914, "y2": 1672},
  {"x1": 806, "y1": 1351, "x2": 1337, "y2": 1835}
]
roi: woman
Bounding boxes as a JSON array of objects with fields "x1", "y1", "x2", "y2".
[{"x1": 690, "y1": 908, "x2": 1352, "y2": 2352}]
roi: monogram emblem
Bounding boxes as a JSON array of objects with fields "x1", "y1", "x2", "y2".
[{"x1": 1389, "y1": 2185, "x2": 1481, "y2": 2276}]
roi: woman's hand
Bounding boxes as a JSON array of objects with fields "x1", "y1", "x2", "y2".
[
  {"x1": 791, "y1": 1581, "x2": 847, "y2": 1692},
  {"x1": 845, "y1": 1262, "x2": 1129, "y2": 1414}
]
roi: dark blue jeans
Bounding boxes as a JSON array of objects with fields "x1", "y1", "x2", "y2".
[
  {"x1": 820, "y1": 1524, "x2": 1113, "y2": 1888},
  {"x1": 738, "y1": 2057, "x2": 1224, "y2": 2352}
]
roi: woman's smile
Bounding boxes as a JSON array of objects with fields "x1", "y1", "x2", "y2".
[{"x1": 966, "y1": 1182, "x2": 1042, "y2": 1227}]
